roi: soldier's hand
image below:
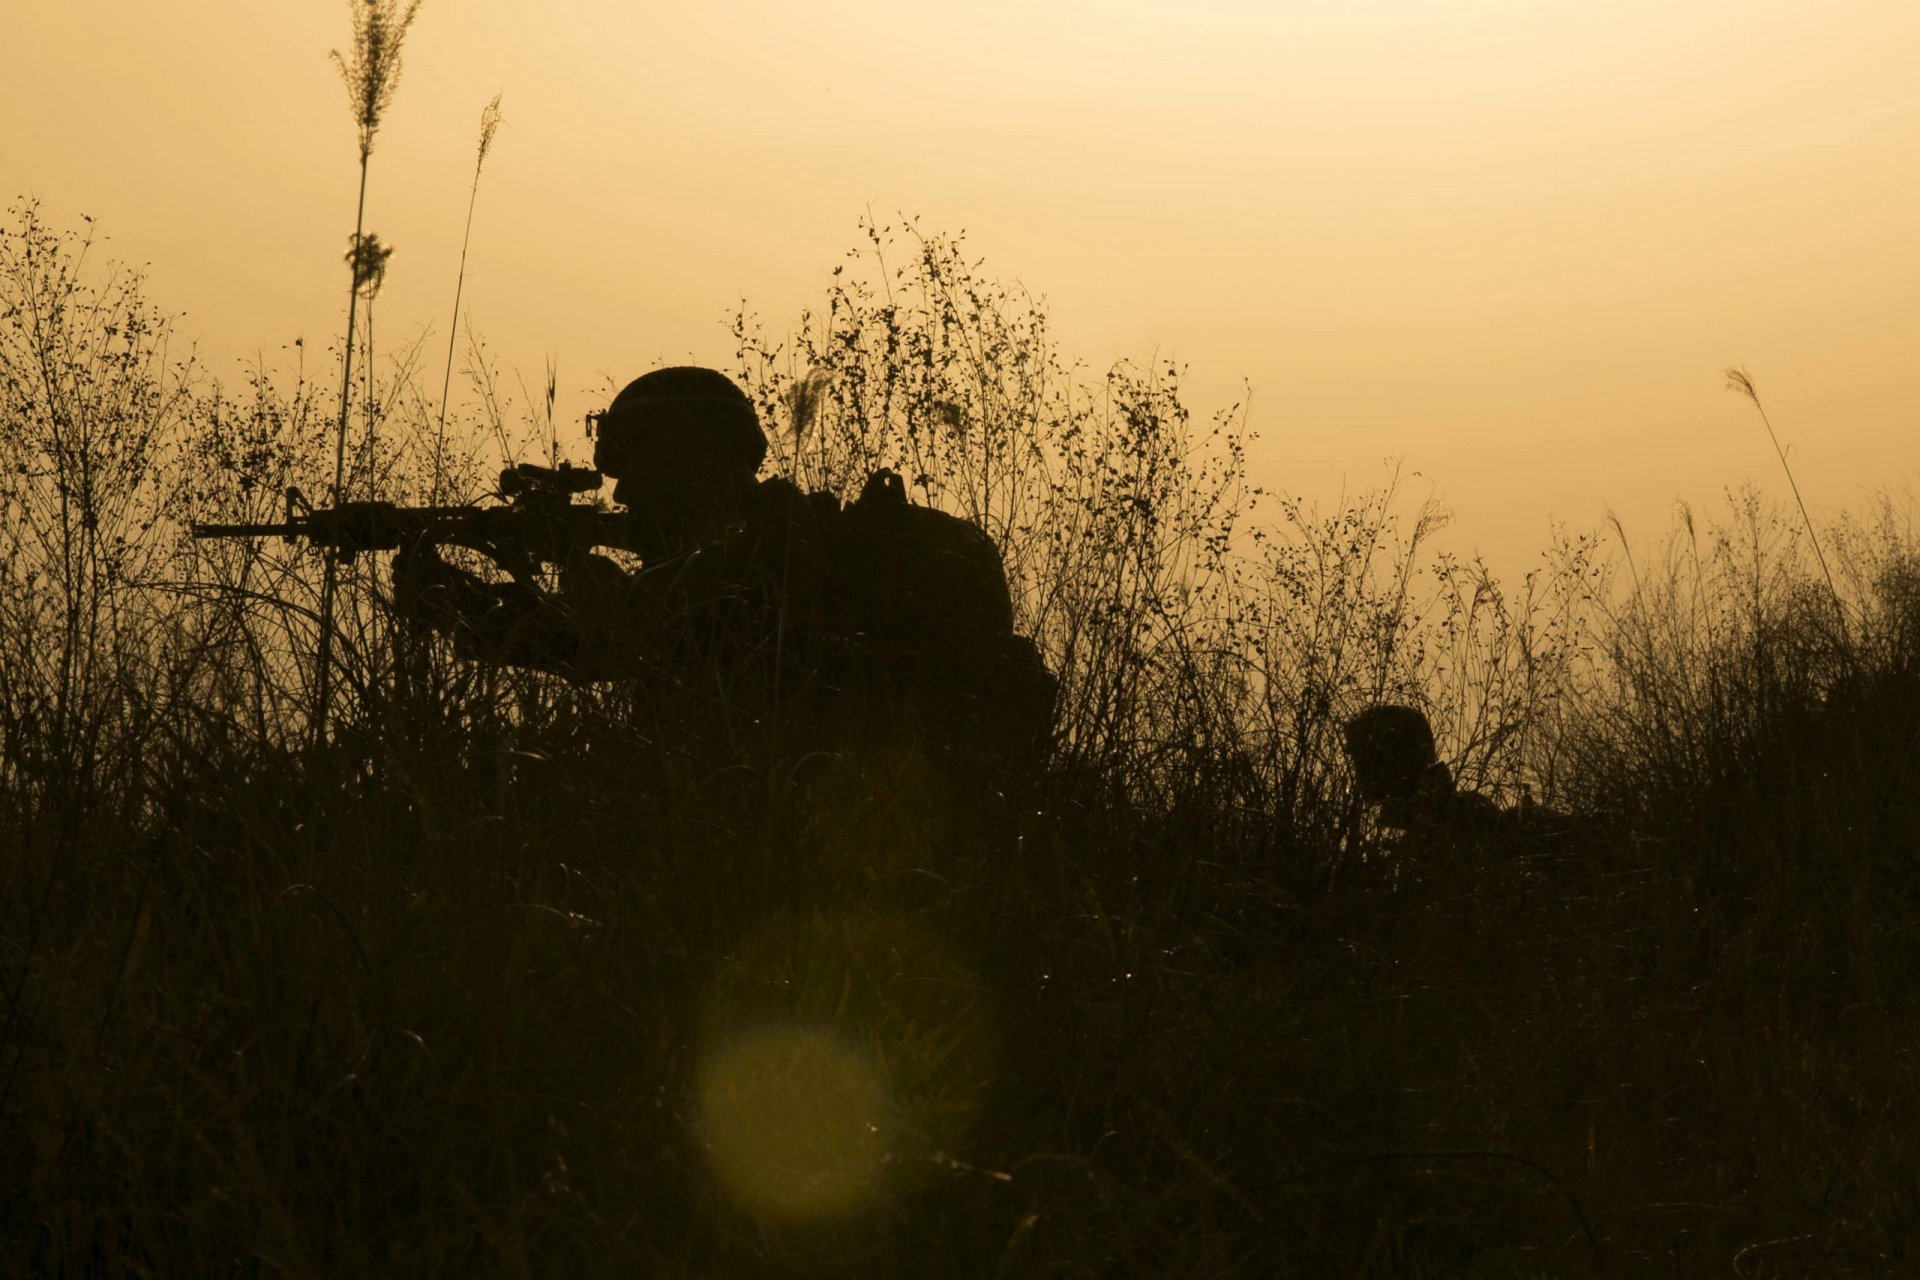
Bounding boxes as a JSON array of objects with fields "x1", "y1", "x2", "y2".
[
  {"x1": 559, "y1": 549, "x2": 633, "y2": 595},
  {"x1": 391, "y1": 537, "x2": 465, "y2": 606}
]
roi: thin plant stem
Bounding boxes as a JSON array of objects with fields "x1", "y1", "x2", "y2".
[
  {"x1": 1724, "y1": 366, "x2": 1848, "y2": 643},
  {"x1": 314, "y1": 0, "x2": 421, "y2": 745},
  {"x1": 435, "y1": 94, "x2": 501, "y2": 504},
  {"x1": 314, "y1": 158, "x2": 371, "y2": 746},
  {"x1": 433, "y1": 182, "x2": 479, "y2": 500}
]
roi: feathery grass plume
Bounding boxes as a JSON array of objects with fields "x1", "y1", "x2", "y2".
[
  {"x1": 513, "y1": 352, "x2": 561, "y2": 467},
  {"x1": 1724, "y1": 365, "x2": 1846, "y2": 639},
  {"x1": 331, "y1": 0, "x2": 426, "y2": 163},
  {"x1": 781, "y1": 368, "x2": 836, "y2": 490},
  {"x1": 477, "y1": 90, "x2": 504, "y2": 162},
  {"x1": 434, "y1": 92, "x2": 504, "y2": 500},
  {"x1": 316, "y1": 0, "x2": 424, "y2": 745},
  {"x1": 786, "y1": 368, "x2": 834, "y2": 441},
  {"x1": 544, "y1": 353, "x2": 558, "y2": 465},
  {"x1": 345, "y1": 230, "x2": 394, "y2": 299}
]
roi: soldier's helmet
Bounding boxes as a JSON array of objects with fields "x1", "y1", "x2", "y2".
[
  {"x1": 595, "y1": 367, "x2": 767, "y2": 552},
  {"x1": 1343, "y1": 704, "x2": 1441, "y2": 803},
  {"x1": 593, "y1": 366, "x2": 766, "y2": 481}
]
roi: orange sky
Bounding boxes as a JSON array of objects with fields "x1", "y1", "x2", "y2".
[{"x1": 4, "y1": 0, "x2": 1915, "y2": 577}]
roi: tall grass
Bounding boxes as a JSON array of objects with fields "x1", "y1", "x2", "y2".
[
  {"x1": 315, "y1": 0, "x2": 424, "y2": 742},
  {"x1": 433, "y1": 93, "x2": 503, "y2": 504},
  {"x1": 3, "y1": 201, "x2": 1917, "y2": 1275}
]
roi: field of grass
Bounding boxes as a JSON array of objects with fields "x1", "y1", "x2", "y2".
[{"x1": 4, "y1": 193, "x2": 1918, "y2": 1277}]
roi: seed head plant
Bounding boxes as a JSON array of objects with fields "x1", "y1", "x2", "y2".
[
  {"x1": 316, "y1": 0, "x2": 424, "y2": 742},
  {"x1": 331, "y1": 0, "x2": 425, "y2": 164},
  {"x1": 345, "y1": 229, "x2": 394, "y2": 298},
  {"x1": 345, "y1": 230, "x2": 394, "y2": 490},
  {"x1": 435, "y1": 92, "x2": 504, "y2": 501},
  {"x1": 1725, "y1": 364, "x2": 1847, "y2": 644}
]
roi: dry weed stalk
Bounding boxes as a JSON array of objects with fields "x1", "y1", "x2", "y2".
[
  {"x1": 315, "y1": 0, "x2": 423, "y2": 742},
  {"x1": 434, "y1": 92, "x2": 504, "y2": 501},
  {"x1": 1725, "y1": 364, "x2": 1845, "y2": 641}
]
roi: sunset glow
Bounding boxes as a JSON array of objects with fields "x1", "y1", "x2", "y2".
[{"x1": 4, "y1": 1, "x2": 1914, "y2": 568}]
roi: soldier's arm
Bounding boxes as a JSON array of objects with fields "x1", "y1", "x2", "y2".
[
  {"x1": 554, "y1": 549, "x2": 705, "y2": 680},
  {"x1": 391, "y1": 538, "x2": 520, "y2": 619},
  {"x1": 392, "y1": 539, "x2": 582, "y2": 673}
]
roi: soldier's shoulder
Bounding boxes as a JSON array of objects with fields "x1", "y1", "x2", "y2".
[{"x1": 747, "y1": 474, "x2": 805, "y2": 505}]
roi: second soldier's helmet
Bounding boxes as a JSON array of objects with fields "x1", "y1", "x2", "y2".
[
  {"x1": 593, "y1": 366, "x2": 766, "y2": 480},
  {"x1": 1343, "y1": 704, "x2": 1441, "y2": 803}
]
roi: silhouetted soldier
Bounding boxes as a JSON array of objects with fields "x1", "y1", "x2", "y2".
[
  {"x1": 1343, "y1": 703, "x2": 1590, "y2": 881},
  {"x1": 394, "y1": 366, "x2": 1054, "y2": 773},
  {"x1": 1343, "y1": 704, "x2": 1501, "y2": 841}
]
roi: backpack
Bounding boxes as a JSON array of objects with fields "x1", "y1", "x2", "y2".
[{"x1": 818, "y1": 469, "x2": 1053, "y2": 763}]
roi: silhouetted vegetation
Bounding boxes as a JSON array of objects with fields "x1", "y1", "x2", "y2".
[{"x1": 4, "y1": 196, "x2": 1917, "y2": 1277}]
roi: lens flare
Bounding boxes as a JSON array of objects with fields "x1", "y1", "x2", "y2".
[
  {"x1": 694, "y1": 1025, "x2": 890, "y2": 1223},
  {"x1": 692, "y1": 912, "x2": 1000, "y2": 1223}
]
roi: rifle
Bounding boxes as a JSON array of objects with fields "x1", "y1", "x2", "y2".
[{"x1": 192, "y1": 463, "x2": 627, "y2": 578}]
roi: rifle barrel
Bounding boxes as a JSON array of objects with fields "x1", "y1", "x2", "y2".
[
  {"x1": 190, "y1": 505, "x2": 628, "y2": 551},
  {"x1": 191, "y1": 521, "x2": 301, "y2": 539}
]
